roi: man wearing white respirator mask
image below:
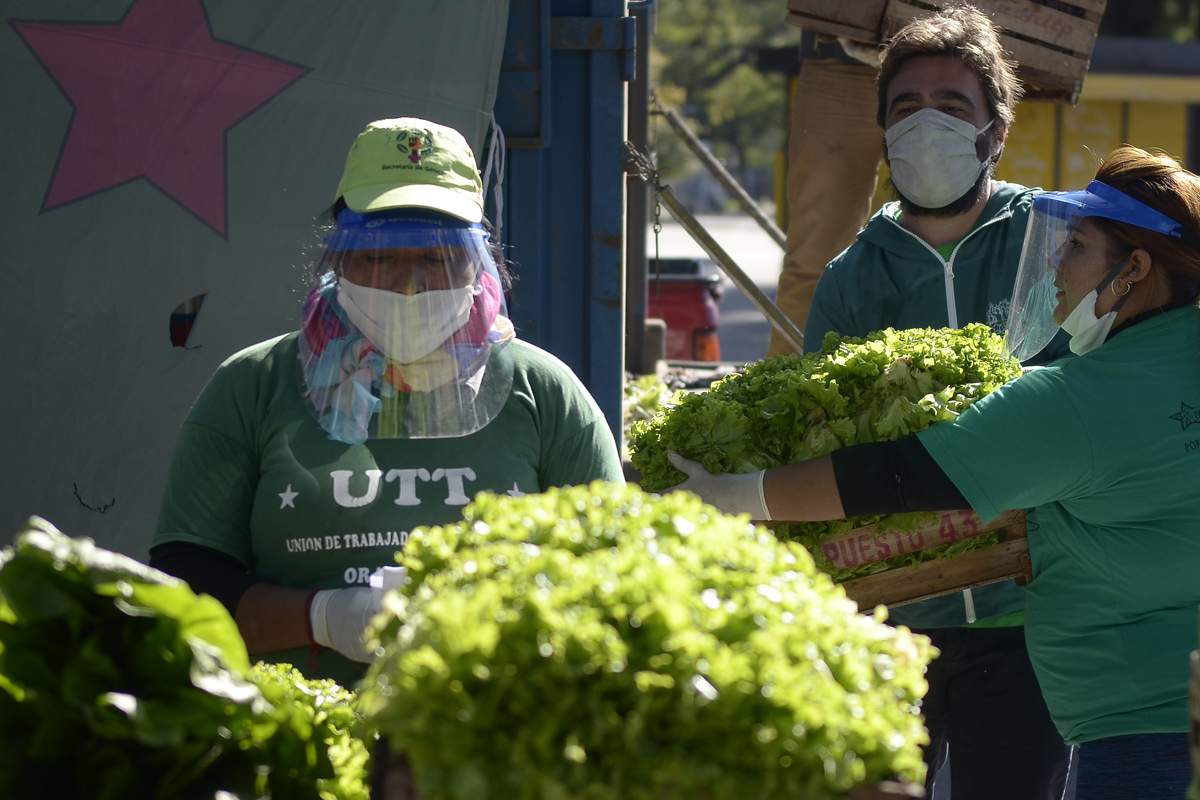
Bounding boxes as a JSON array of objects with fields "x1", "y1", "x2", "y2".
[
  {"x1": 806, "y1": 7, "x2": 1068, "y2": 367},
  {"x1": 149, "y1": 118, "x2": 624, "y2": 687},
  {"x1": 799, "y1": 7, "x2": 1074, "y2": 800}
]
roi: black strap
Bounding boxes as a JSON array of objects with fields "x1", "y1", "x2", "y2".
[
  {"x1": 1170, "y1": 226, "x2": 1200, "y2": 254},
  {"x1": 1099, "y1": 255, "x2": 1134, "y2": 314},
  {"x1": 831, "y1": 437, "x2": 969, "y2": 516}
]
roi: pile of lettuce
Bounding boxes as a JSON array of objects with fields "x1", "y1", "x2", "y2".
[
  {"x1": 629, "y1": 325, "x2": 1023, "y2": 580},
  {"x1": 0, "y1": 517, "x2": 371, "y2": 800},
  {"x1": 359, "y1": 481, "x2": 933, "y2": 800},
  {"x1": 622, "y1": 373, "x2": 674, "y2": 457},
  {"x1": 622, "y1": 368, "x2": 742, "y2": 453}
]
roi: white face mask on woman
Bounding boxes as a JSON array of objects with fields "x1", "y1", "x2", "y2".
[
  {"x1": 1058, "y1": 288, "x2": 1119, "y2": 355},
  {"x1": 1058, "y1": 255, "x2": 1132, "y2": 356},
  {"x1": 885, "y1": 108, "x2": 994, "y2": 209},
  {"x1": 336, "y1": 277, "x2": 476, "y2": 363}
]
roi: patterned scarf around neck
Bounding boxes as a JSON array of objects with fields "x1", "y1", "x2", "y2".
[{"x1": 297, "y1": 271, "x2": 512, "y2": 443}]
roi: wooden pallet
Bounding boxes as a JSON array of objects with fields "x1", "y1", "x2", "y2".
[
  {"x1": 785, "y1": 0, "x2": 1106, "y2": 104},
  {"x1": 793, "y1": 508, "x2": 1031, "y2": 610}
]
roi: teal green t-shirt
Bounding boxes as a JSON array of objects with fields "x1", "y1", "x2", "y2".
[
  {"x1": 918, "y1": 306, "x2": 1200, "y2": 744},
  {"x1": 155, "y1": 333, "x2": 624, "y2": 686}
]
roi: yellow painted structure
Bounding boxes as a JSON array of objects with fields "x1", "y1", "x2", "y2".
[{"x1": 997, "y1": 95, "x2": 1189, "y2": 191}]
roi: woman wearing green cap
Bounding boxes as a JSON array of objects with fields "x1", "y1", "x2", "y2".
[
  {"x1": 149, "y1": 118, "x2": 624, "y2": 687},
  {"x1": 669, "y1": 145, "x2": 1200, "y2": 799}
]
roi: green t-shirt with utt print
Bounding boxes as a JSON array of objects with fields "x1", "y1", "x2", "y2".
[{"x1": 154, "y1": 333, "x2": 624, "y2": 686}]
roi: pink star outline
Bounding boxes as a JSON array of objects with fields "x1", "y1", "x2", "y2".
[{"x1": 12, "y1": 0, "x2": 309, "y2": 235}]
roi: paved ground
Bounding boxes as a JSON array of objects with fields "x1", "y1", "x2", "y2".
[{"x1": 647, "y1": 212, "x2": 789, "y2": 365}]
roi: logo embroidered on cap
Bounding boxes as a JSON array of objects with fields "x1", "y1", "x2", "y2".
[{"x1": 397, "y1": 130, "x2": 434, "y2": 164}]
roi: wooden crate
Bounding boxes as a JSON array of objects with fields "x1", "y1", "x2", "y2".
[
  {"x1": 785, "y1": 0, "x2": 1107, "y2": 104},
  {"x1": 789, "y1": 508, "x2": 1031, "y2": 610}
]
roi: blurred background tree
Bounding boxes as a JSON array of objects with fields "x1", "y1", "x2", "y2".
[{"x1": 650, "y1": 0, "x2": 801, "y2": 198}]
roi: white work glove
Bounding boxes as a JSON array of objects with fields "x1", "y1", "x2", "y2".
[
  {"x1": 309, "y1": 587, "x2": 382, "y2": 663},
  {"x1": 667, "y1": 451, "x2": 771, "y2": 520}
]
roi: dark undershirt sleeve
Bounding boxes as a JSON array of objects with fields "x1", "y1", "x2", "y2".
[
  {"x1": 148, "y1": 541, "x2": 259, "y2": 616},
  {"x1": 830, "y1": 437, "x2": 969, "y2": 516}
]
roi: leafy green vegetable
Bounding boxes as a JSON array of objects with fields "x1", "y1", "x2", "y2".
[
  {"x1": 360, "y1": 482, "x2": 933, "y2": 799},
  {"x1": 628, "y1": 325, "x2": 1023, "y2": 580},
  {"x1": 0, "y1": 517, "x2": 371, "y2": 800},
  {"x1": 623, "y1": 373, "x2": 673, "y2": 436},
  {"x1": 249, "y1": 663, "x2": 373, "y2": 800}
]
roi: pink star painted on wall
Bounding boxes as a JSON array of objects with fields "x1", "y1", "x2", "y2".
[{"x1": 12, "y1": 0, "x2": 308, "y2": 235}]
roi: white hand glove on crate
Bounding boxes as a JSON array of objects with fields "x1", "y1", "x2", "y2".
[{"x1": 667, "y1": 451, "x2": 771, "y2": 520}]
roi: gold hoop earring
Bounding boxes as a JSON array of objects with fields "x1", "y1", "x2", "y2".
[{"x1": 1110, "y1": 279, "x2": 1131, "y2": 297}]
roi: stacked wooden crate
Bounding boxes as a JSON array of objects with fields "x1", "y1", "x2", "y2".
[{"x1": 785, "y1": 0, "x2": 1107, "y2": 104}]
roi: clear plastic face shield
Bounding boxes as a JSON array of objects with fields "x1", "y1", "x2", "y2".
[
  {"x1": 298, "y1": 208, "x2": 515, "y2": 443},
  {"x1": 1004, "y1": 195, "x2": 1082, "y2": 361},
  {"x1": 1005, "y1": 180, "x2": 1200, "y2": 361}
]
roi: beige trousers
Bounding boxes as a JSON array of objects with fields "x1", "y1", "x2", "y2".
[{"x1": 768, "y1": 60, "x2": 883, "y2": 356}]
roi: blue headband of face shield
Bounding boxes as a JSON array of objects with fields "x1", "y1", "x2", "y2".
[
  {"x1": 1034, "y1": 180, "x2": 1200, "y2": 256},
  {"x1": 323, "y1": 207, "x2": 488, "y2": 252}
]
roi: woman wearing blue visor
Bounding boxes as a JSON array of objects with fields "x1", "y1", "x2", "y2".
[
  {"x1": 1007, "y1": 165, "x2": 1200, "y2": 360},
  {"x1": 669, "y1": 145, "x2": 1200, "y2": 799},
  {"x1": 149, "y1": 118, "x2": 624, "y2": 687}
]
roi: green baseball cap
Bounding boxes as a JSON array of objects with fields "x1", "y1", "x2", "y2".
[{"x1": 334, "y1": 118, "x2": 484, "y2": 222}]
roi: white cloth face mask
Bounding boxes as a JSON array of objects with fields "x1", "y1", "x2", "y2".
[
  {"x1": 336, "y1": 277, "x2": 476, "y2": 363},
  {"x1": 885, "y1": 108, "x2": 993, "y2": 209},
  {"x1": 1058, "y1": 288, "x2": 1118, "y2": 355},
  {"x1": 1057, "y1": 255, "x2": 1133, "y2": 356}
]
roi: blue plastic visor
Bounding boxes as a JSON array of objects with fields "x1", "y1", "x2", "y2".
[{"x1": 1033, "y1": 180, "x2": 1198, "y2": 243}]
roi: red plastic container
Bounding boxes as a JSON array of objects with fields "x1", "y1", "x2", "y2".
[{"x1": 647, "y1": 257, "x2": 724, "y2": 362}]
